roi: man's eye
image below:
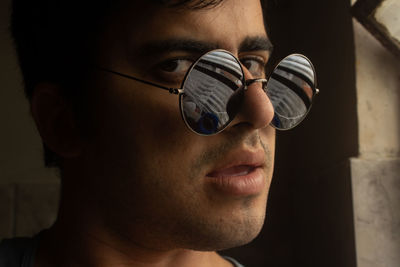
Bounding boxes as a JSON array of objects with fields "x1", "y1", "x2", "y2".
[
  {"x1": 240, "y1": 57, "x2": 267, "y2": 78},
  {"x1": 154, "y1": 59, "x2": 194, "y2": 84},
  {"x1": 159, "y1": 59, "x2": 192, "y2": 72}
]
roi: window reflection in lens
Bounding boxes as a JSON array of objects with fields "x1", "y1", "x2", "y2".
[{"x1": 181, "y1": 50, "x2": 244, "y2": 135}]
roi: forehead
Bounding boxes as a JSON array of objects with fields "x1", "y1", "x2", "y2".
[{"x1": 101, "y1": 0, "x2": 268, "y2": 60}]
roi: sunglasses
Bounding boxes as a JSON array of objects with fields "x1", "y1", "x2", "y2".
[{"x1": 100, "y1": 49, "x2": 318, "y2": 135}]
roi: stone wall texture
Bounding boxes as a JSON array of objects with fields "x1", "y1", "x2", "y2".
[
  {"x1": 351, "y1": 158, "x2": 400, "y2": 267},
  {"x1": 352, "y1": 11, "x2": 400, "y2": 267}
]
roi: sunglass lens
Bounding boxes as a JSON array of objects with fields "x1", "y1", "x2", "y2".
[
  {"x1": 180, "y1": 50, "x2": 244, "y2": 135},
  {"x1": 266, "y1": 54, "x2": 317, "y2": 130}
]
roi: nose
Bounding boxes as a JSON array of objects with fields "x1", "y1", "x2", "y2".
[{"x1": 228, "y1": 69, "x2": 275, "y2": 131}]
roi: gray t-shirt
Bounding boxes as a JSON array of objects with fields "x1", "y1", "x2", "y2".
[
  {"x1": 0, "y1": 235, "x2": 39, "y2": 267},
  {"x1": 0, "y1": 235, "x2": 244, "y2": 267}
]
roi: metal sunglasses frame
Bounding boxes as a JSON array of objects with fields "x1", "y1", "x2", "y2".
[{"x1": 100, "y1": 49, "x2": 318, "y2": 135}]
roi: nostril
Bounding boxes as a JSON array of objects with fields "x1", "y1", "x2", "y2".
[{"x1": 225, "y1": 76, "x2": 275, "y2": 132}]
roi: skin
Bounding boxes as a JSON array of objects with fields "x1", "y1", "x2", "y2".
[{"x1": 31, "y1": 0, "x2": 275, "y2": 266}]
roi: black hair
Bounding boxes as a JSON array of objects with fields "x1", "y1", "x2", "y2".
[{"x1": 10, "y1": 0, "x2": 271, "y2": 168}]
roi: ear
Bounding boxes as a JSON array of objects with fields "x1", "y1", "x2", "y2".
[{"x1": 31, "y1": 83, "x2": 83, "y2": 159}]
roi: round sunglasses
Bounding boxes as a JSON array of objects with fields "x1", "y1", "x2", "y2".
[{"x1": 100, "y1": 49, "x2": 319, "y2": 135}]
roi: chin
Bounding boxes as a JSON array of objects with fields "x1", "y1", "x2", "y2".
[
  {"x1": 176, "y1": 210, "x2": 267, "y2": 252},
  {"x1": 214, "y1": 216, "x2": 266, "y2": 251}
]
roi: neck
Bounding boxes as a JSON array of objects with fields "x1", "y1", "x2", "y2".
[
  {"x1": 36, "y1": 167, "x2": 234, "y2": 267},
  {"x1": 35, "y1": 216, "x2": 232, "y2": 267}
]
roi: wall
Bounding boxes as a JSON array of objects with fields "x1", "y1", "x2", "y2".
[
  {"x1": 351, "y1": 12, "x2": 400, "y2": 266},
  {"x1": 0, "y1": 0, "x2": 59, "y2": 239}
]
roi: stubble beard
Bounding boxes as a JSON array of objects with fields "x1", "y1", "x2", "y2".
[
  {"x1": 165, "y1": 131, "x2": 273, "y2": 251},
  {"x1": 101, "y1": 130, "x2": 274, "y2": 252}
]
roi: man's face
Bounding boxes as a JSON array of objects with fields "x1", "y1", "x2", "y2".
[{"x1": 83, "y1": 0, "x2": 275, "y2": 251}]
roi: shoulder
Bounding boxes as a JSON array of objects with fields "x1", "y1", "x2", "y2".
[{"x1": 0, "y1": 237, "x2": 36, "y2": 267}]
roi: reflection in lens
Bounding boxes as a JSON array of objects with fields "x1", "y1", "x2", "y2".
[
  {"x1": 181, "y1": 50, "x2": 244, "y2": 135},
  {"x1": 266, "y1": 54, "x2": 316, "y2": 130}
]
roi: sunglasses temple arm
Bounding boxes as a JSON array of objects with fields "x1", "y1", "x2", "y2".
[{"x1": 99, "y1": 67, "x2": 181, "y2": 94}]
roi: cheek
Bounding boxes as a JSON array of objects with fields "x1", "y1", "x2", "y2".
[
  {"x1": 131, "y1": 94, "x2": 199, "y2": 165},
  {"x1": 88, "y1": 79, "x2": 203, "y2": 179},
  {"x1": 260, "y1": 126, "x2": 276, "y2": 171}
]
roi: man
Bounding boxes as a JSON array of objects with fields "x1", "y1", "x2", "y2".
[{"x1": 1, "y1": 0, "x2": 317, "y2": 266}]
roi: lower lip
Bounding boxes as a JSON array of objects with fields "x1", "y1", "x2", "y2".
[{"x1": 205, "y1": 167, "x2": 266, "y2": 196}]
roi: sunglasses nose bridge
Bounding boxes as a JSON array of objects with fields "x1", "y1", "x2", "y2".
[{"x1": 244, "y1": 78, "x2": 268, "y2": 90}]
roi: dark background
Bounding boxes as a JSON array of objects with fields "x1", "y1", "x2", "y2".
[{"x1": 223, "y1": 0, "x2": 359, "y2": 266}]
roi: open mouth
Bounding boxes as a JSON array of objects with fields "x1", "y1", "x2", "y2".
[
  {"x1": 207, "y1": 165, "x2": 257, "y2": 178},
  {"x1": 203, "y1": 149, "x2": 267, "y2": 196},
  {"x1": 205, "y1": 165, "x2": 265, "y2": 196}
]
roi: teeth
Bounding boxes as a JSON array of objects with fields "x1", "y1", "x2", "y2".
[
  {"x1": 208, "y1": 165, "x2": 254, "y2": 178},
  {"x1": 233, "y1": 170, "x2": 250, "y2": 176}
]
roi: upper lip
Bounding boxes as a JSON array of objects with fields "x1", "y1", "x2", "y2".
[{"x1": 206, "y1": 149, "x2": 266, "y2": 176}]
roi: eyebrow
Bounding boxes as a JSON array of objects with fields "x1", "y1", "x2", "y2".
[
  {"x1": 239, "y1": 36, "x2": 274, "y2": 53},
  {"x1": 136, "y1": 36, "x2": 273, "y2": 58},
  {"x1": 137, "y1": 39, "x2": 219, "y2": 57}
]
